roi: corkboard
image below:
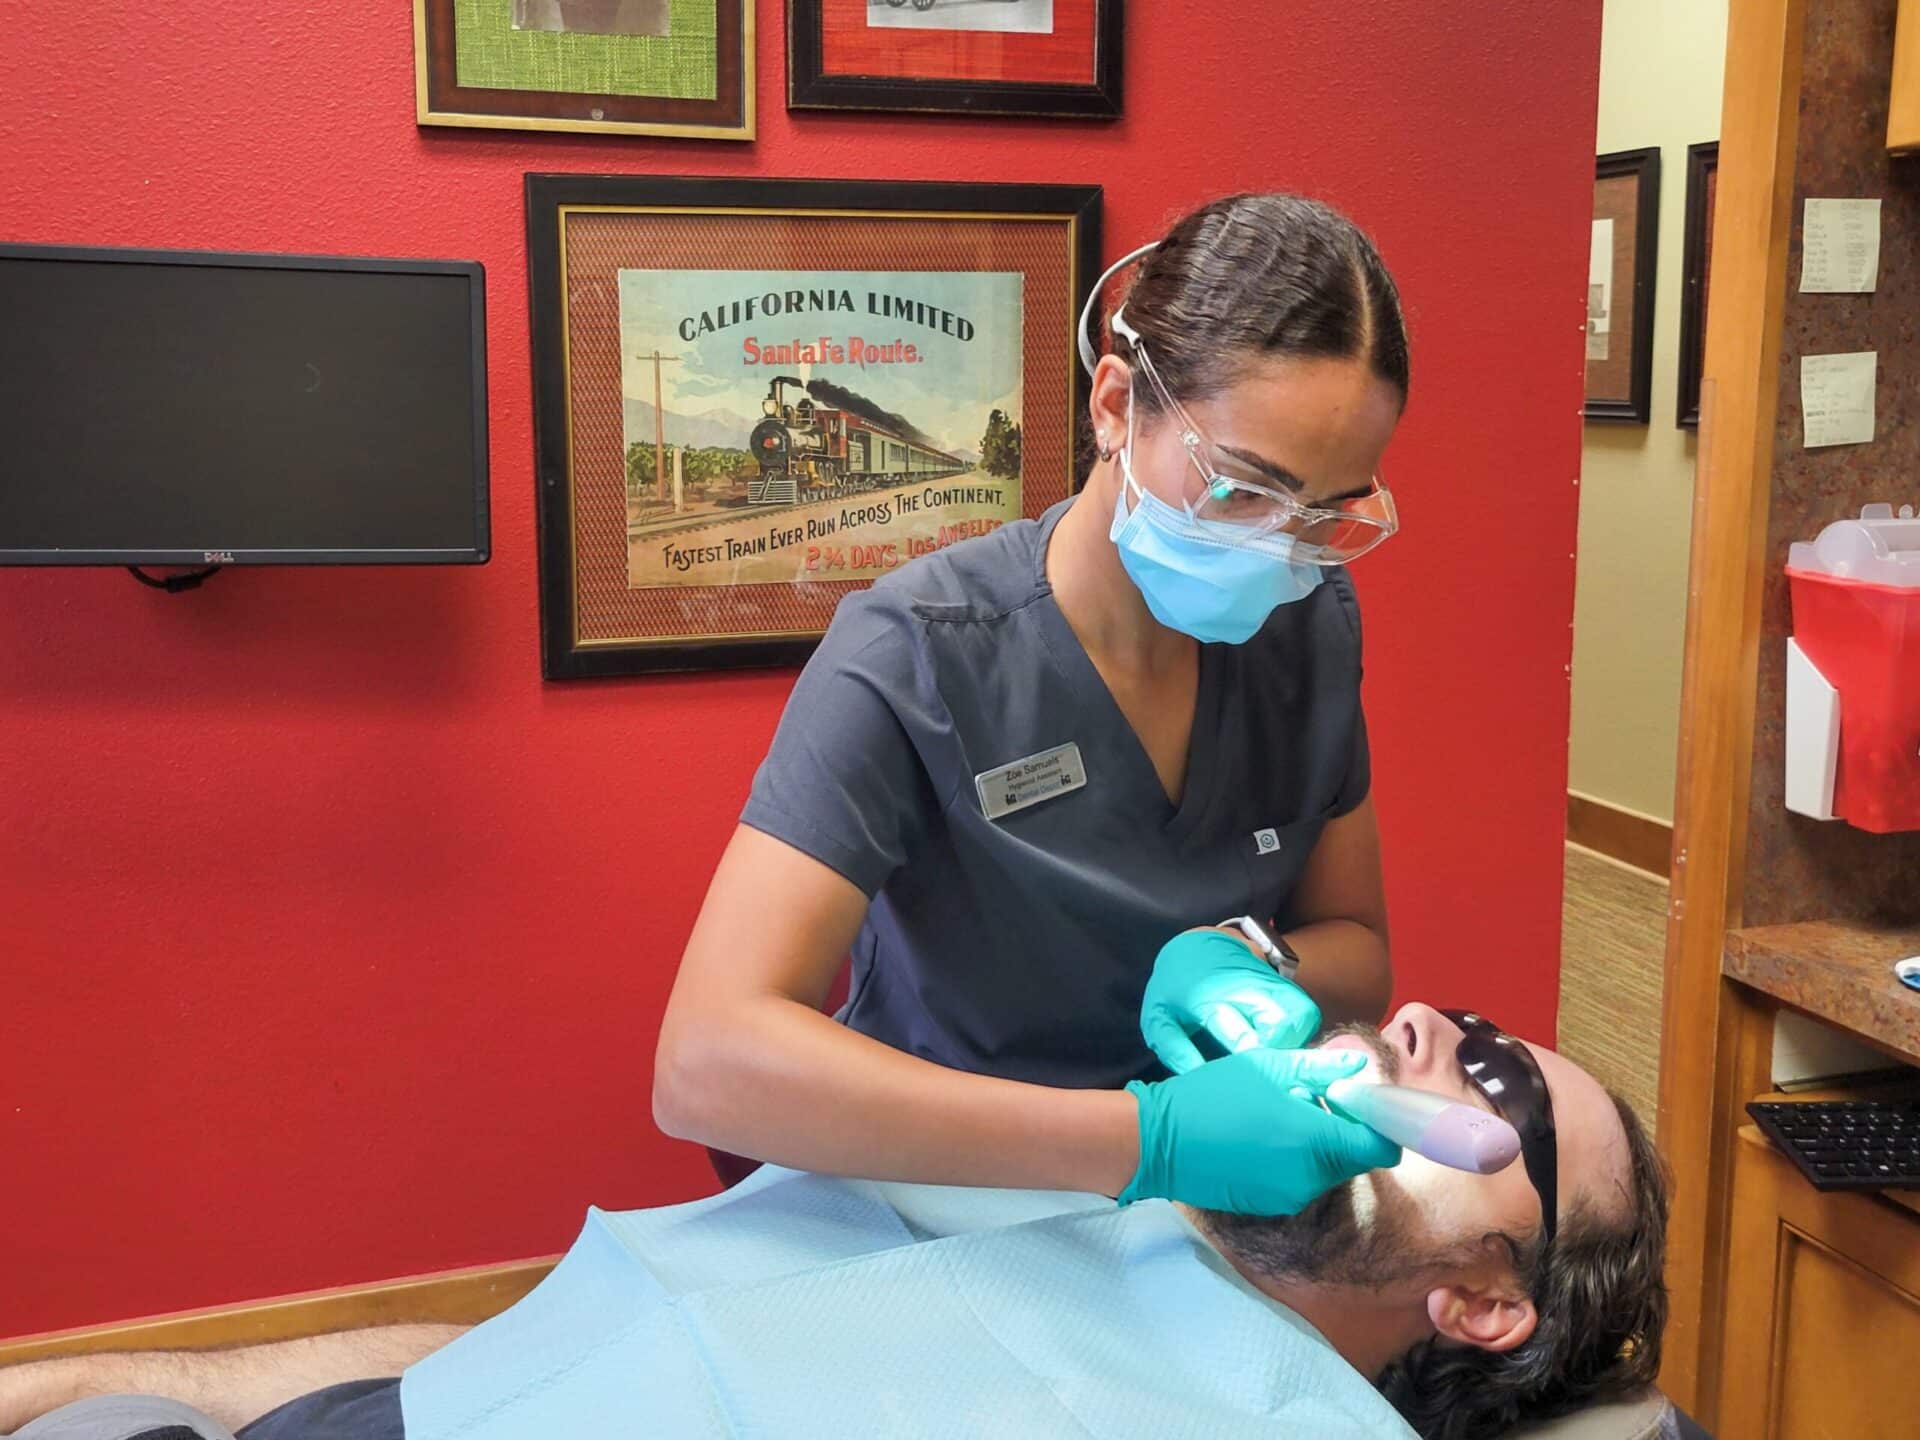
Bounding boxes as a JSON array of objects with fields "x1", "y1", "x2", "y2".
[{"x1": 1742, "y1": 0, "x2": 1920, "y2": 925}]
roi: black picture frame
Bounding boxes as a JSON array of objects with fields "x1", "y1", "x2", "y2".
[
  {"x1": 528, "y1": 172, "x2": 1101, "y2": 680},
  {"x1": 1676, "y1": 141, "x2": 1718, "y2": 431},
  {"x1": 787, "y1": 0, "x2": 1122, "y2": 119},
  {"x1": 1585, "y1": 147, "x2": 1661, "y2": 425}
]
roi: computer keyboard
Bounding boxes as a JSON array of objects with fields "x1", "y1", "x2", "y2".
[{"x1": 1747, "y1": 1099, "x2": 1920, "y2": 1191}]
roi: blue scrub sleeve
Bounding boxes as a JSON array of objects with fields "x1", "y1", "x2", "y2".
[
  {"x1": 740, "y1": 590, "x2": 943, "y2": 898},
  {"x1": 1331, "y1": 702, "x2": 1371, "y2": 817},
  {"x1": 1324, "y1": 569, "x2": 1370, "y2": 818}
]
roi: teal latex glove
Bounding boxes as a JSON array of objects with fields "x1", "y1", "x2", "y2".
[
  {"x1": 1119, "y1": 1048, "x2": 1403, "y2": 1215},
  {"x1": 1140, "y1": 928, "x2": 1322, "y2": 1074}
]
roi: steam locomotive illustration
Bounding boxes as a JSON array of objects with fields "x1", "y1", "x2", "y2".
[{"x1": 746, "y1": 375, "x2": 968, "y2": 505}]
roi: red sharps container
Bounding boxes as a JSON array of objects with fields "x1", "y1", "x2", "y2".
[{"x1": 1786, "y1": 504, "x2": 1920, "y2": 833}]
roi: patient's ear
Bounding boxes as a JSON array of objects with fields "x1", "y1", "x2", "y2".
[{"x1": 1425, "y1": 1283, "x2": 1537, "y2": 1353}]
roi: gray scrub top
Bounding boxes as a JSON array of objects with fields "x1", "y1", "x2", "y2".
[{"x1": 740, "y1": 497, "x2": 1370, "y2": 1091}]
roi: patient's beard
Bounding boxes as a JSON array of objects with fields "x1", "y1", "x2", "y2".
[{"x1": 1194, "y1": 1024, "x2": 1433, "y2": 1290}]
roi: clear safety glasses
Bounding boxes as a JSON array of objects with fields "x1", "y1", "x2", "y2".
[{"x1": 1111, "y1": 309, "x2": 1400, "y2": 566}]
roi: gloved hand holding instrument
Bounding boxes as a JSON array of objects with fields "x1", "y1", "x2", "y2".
[
  {"x1": 1131, "y1": 926, "x2": 1519, "y2": 1204},
  {"x1": 1140, "y1": 924, "x2": 1323, "y2": 1073},
  {"x1": 1118, "y1": 1046, "x2": 1402, "y2": 1214}
]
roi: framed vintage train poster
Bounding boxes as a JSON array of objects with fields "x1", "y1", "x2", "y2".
[
  {"x1": 787, "y1": 0, "x2": 1122, "y2": 118},
  {"x1": 527, "y1": 173, "x2": 1101, "y2": 678},
  {"x1": 413, "y1": 0, "x2": 753, "y2": 140}
]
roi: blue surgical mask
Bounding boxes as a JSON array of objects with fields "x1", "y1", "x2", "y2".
[{"x1": 1109, "y1": 445, "x2": 1322, "y2": 644}]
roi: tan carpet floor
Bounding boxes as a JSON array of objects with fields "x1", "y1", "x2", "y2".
[{"x1": 1558, "y1": 845, "x2": 1668, "y2": 1136}]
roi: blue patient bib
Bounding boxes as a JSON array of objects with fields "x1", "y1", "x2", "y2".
[{"x1": 400, "y1": 1168, "x2": 1414, "y2": 1439}]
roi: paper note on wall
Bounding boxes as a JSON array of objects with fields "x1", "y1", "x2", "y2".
[
  {"x1": 1801, "y1": 351, "x2": 1876, "y2": 448},
  {"x1": 1587, "y1": 218, "x2": 1613, "y2": 361},
  {"x1": 1799, "y1": 199, "x2": 1881, "y2": 293}
]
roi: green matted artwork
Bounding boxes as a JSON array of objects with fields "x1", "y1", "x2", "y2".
[
  {"x1": 414, "y1": 0, "x2": 752, "y2": 140},
  {"x1": 452, "y1": 0, "x2": 712, "y2": 100}
]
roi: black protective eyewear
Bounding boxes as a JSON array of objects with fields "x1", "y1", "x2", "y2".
[{"x1": 1441, "y1": 1009, "x2": 1560, "y2": 1243}]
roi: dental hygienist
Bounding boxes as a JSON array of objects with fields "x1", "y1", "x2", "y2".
[{"x1": 655, "y1": 193, "x2": 1409, "y2": 1216}]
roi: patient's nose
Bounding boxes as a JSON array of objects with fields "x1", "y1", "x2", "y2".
[{"x1": 1384, "y1": 1002, "x2": 1456, "y2": 1084}]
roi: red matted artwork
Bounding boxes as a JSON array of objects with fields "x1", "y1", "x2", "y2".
[{"x1": 788, "y1": 0, "x2": 1121, "y2": 118}]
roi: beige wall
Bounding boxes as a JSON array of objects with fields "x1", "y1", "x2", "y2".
[{"x1": 1569, "y1": 0, "x2": 1727, "y2": 823}]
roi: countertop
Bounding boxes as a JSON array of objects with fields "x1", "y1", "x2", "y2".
[{"x1": 1724, "y1": 921, "x2": 1920, "y2": 1068}]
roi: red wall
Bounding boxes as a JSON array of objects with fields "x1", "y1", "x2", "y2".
[{"x1": 0, "y1": 2, "x2": 1599, "y2": 1338}]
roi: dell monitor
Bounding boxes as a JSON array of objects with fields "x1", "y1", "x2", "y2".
[{"x1": 0, "y1": 243, "x2": 489, "y2": 567}]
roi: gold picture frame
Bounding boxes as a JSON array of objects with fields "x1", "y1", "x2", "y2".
[{"x1": 413, "y1": 0, "x2": 754, "y2": 141}]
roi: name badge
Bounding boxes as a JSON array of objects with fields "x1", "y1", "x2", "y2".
[{"x1": 975, "y1": 742, "x2": 1087, "y2": 821}]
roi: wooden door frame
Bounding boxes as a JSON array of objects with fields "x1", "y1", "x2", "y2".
[{"x1": 1654, "y1": 0, "x2": 1806, "y2": 1419}]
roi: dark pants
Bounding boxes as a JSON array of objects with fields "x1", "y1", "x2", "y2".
[{"x1": 235, "y1": 1380, "x2": 402, "y2": 1440}]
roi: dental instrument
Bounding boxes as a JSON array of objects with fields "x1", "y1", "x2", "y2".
[{"x1": 1324, "y1": 1078, "x2": 1523, "y2": 1175}]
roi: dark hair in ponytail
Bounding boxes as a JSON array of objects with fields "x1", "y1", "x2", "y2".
[{"x1": 1097, "y1": 192, "x2": 1410, "y2": 414}]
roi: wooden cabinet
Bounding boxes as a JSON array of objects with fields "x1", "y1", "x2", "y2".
[
  {"x1": 1716, "y1": 1128, "x2": 1920, "y2": 1437},
  {"x1": 1892, "y1": 0, "x2": 1920, "y2": 151},
  {"x1": 1659, "y1": 3, "x2": 1920, "y2": 1428}
]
